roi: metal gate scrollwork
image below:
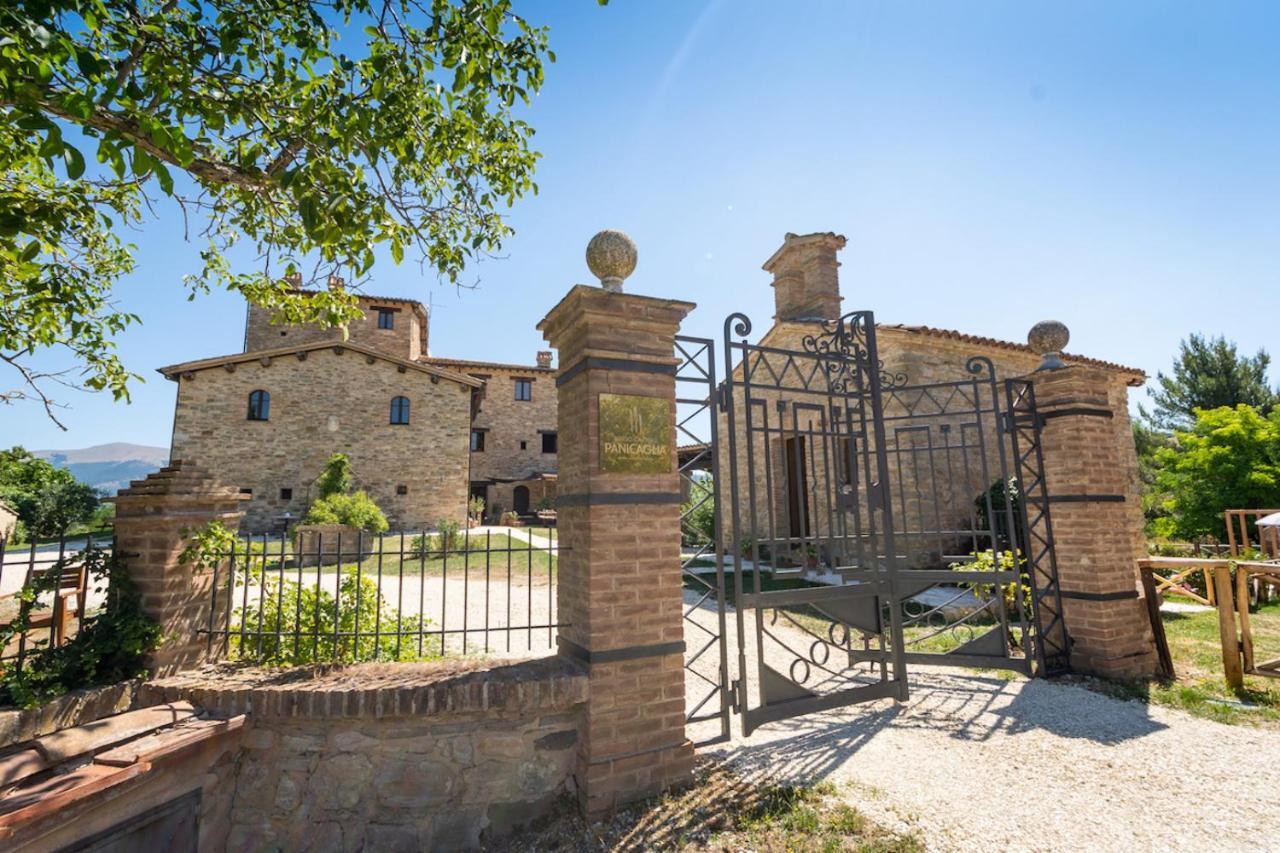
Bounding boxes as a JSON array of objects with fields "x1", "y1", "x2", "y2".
[{"x1": 712, "y1": 308, "x2": 1069, "y2": 734}]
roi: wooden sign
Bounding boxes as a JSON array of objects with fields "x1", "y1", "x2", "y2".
[{"x1": 598, "y1": 393, "x2": 672, "y2": 474}]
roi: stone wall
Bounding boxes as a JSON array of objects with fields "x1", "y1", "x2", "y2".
[
  {"x1": 442, "y1": 360, "x2": 558, "y2": 515},
  {"x1": 245, "y1": 296, "x2": 428, "y2": 361},
  {"x1": 140, "y1": 657, "x2": 587, "y2": 851},
  {"x1": 169, "y1": 347, "x2": 472, "y2": 530}
]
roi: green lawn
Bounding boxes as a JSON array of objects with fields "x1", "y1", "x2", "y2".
[
  {"x1": 236, "y1": 532, "x2": 556, "y2": 579},
  {"x1": 1092, "y1": 596, "x2": 1280, "y2": 728}
]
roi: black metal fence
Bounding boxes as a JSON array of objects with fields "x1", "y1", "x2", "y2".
[
  {"x1": 0, "y1": 532, "x2": 109, "y2": 678},
  {"x1": 201, "y1": 526, "x2": 562, "y2": 664}
]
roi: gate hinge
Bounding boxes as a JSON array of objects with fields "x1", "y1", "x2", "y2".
[
  {"x1": 729, "y1": 679, "x2": 743, "y2": 713},
  {"x1": 717, "y1": 383, "x2": 731, "y2": 411}
]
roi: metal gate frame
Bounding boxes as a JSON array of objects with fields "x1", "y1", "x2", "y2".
[
  {"x1": 702, "y1": 309, "x2": 1070, "y2": 736},
  {"x1": 721, "y1": 311, "x2": 910, "y2": 735},
  {"x1": 676, "y1": 334, "x2": 732, "y2": 746}
]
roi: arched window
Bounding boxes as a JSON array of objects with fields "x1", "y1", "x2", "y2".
[
  {"x1": 247, "y1": 390, "x2": 270, "y2": 421},
  {"x1": 390, "y1": 395, "x2": 410, "y2": 425}
]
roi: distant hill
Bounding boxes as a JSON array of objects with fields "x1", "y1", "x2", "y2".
[{"x1": 35, "y1": 443, "x2": 169, "y2": 495}]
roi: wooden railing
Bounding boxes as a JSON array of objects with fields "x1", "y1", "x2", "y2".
[
  {"x1": 1138, "y1": 557, "x2": 1280, "y2": 689},
  {"x1": 1224, "y1": 508, "x2": 1280, "y2": 559}
]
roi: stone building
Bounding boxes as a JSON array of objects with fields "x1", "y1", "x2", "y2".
[
  {"x1": 719, "y1": 232, "x2": 1146, "y2": 567},
  {"x1": 160, "y1": 290, "x2": 558, "y2": 531}
]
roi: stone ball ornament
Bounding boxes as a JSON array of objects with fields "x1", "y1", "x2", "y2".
[
  {"x1": 586, "y1": 229, "x2": 638, "y2": 292},
  {"x1": 1028, "y1": 320, "x2": 1070, "y2": 371}
]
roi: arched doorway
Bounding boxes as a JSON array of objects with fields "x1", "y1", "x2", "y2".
[{"x1": 513, "y1": 485, "x2": 531, "y2": 515}]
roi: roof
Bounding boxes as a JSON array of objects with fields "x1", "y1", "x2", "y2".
[
  {"x1": 877, "y1": 324, "x2": 1147, "y2": 386},
  {"x1": 423, "y1": 356, "x2": 554, "y2": 374},
  {"x1": 157, "y1": 341, "x2": 482, "y2": 388}
]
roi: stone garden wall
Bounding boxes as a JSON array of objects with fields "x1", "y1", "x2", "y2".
[{"x1": 139, "y1": 656, "x2": 587, "y2": 851}]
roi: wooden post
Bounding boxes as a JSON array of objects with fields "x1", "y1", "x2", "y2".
[
  {"x1": 1237, "y1": 565, "x2": 1255, "y2": 674},
  {"x1": 1210, "y1": 564, "x2": 1244, "y2": 690},
  {"x1": 1138, "y1": 566, "x2": 1175, "y2": 678}
]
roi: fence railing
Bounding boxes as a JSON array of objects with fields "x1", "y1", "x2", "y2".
[
  {"x1": 0, "y1": 533, "x2": 109, "y2": 678},
  {"x1": 201, "y1": 526, "x2": 562, "y2": 664}
]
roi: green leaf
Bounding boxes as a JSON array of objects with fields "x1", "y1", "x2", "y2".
[{"x1": 63, "y1": 145, "x2": 85, "y2": 179}]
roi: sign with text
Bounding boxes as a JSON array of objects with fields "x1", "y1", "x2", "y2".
[{"x1": 599, "y1": 393, "x2": 672, "y2": 474}]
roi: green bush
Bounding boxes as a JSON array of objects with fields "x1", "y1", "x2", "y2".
[
  {"x1": 303, "y1": 491, "x2": 389, "y2": 532},
  {"x1": 949, "y1": 549, "x2": 1031, "y2": 622},
  {"x1": 315, "y1": 452, "x2": 353, "y2": 499},
  {"x1": 0, "y1": 546, "x2": 161, "y2": 707},
  {"x1": 230, "y1": 567, "x2": 432, "y2": 664},
  {"x1": 682, "y1": 478, "x2": 715, "y2": 544}
]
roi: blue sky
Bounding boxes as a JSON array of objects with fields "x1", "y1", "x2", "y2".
[{"x1": 7, "y1": 0, "x2": 1280, "y2": 450}]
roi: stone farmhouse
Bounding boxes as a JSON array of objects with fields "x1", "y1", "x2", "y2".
[{"x1": 159, "y1": 283, "x2": 557, "y2": 531}]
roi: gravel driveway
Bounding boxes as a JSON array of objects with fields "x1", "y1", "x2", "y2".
[{"x1": 683, "y1": 590, "x2": 1278, "y2": 852}]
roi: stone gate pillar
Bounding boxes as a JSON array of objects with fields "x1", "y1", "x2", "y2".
[
  {"x1": 113, "y1": 461, "x2": 248, "y2": 676},
  {"x1": 538, "y1": 231, "x2": 696, "y2": 815},
  {"x1": 1027, "y1": 326, "x2": 1158, "y2": 679}
]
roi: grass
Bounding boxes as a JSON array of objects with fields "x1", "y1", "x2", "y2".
[
  {"x1": 1087, "y1": 594, "x2": 1280, "y2": 728},
  {"x1": 236, "y1": 531, "x2": 557, "y2": 579},
  {"x1": 503, "y1": 763, "x2": 920, "y2": 852}
]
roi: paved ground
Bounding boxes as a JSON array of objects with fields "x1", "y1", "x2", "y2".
[{"x1": 682, "y1": 590, "x2": 1279, "y2": 852}]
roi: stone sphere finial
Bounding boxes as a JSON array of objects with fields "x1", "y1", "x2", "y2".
[
  {"x1": 1028, "y1": 320, "x2": 1070, "y2": 371},
  {"x1": 586, "y1": 230, "x2": 637, "y2": 292}
]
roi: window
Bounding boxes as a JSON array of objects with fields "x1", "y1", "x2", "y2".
[
  {"x1": 396, "y1": 484, "x2": 408, "y2": 496},
  {"x1": 239, "y1": 488, "x2": 253, "y2": 496},
  {"x1": 247, "y1": 389, "x2": 270, "y2": 421},
  {"x1": 376, "y1": 308, "x2": 395, "y2": 329},
  {"x1": 390, "y1": 396, "x2": 410, "y2": 425},
  {"x1": 520, "y1": 440, "x2": 527, "y2": 451},
  {"x1": 471, "y1": 429, "x2": 486, "y2": 452},
  {"x1": 514, "y1": 379, "x2": 532, "y2": 402},
  {"x1": 542, "y1": 432, "x2": 558, "y2": 454},
  {"x1": 280, "y1": 488, "x2": 293, "y2": 501}
]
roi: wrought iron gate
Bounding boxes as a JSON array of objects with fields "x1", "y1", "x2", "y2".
[
  {"x1": 677, "y1": 334, "x2": 732, "y2": 745},
  {"x1": 710, "y1": 309, "x2": 1068, "y2": 735}
]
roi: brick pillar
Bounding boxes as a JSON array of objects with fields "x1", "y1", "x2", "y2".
[
  {"x1": 538, "y1": 283, "x2": 696, "y2": 815},
  {"x1": 1032, "y1": 367, "x2": 1159, "y2": 679},
  {"x1": 113, "y1": 461, "x2": 248, "y2": 676}
]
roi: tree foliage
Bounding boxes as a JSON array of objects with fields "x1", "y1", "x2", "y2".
[
  {"x1": 1154, "y1": 405, "x2": 1280, "y2": 541},
  {"x1": 303, "y1": 490, "x2": 388, "y2": 532},
  {"x1": 0, "y1": 445, "x2": 99, "y2": 537},
  {"x1": 1, "y1": 0, "x2": 554, "y2": 422},
  {"x1": 1147, "y1": 334, "x2": 1277, "y2": 429}
]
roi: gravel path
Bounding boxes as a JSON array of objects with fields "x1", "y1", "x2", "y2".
[{"x1": 682, "y1": 589, "x2": 1278, "y2": 852}]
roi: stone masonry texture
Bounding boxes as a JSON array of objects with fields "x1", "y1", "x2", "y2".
[
  {"x1": 140, "y1": 657, "x2": 587, "y2": 852},
  {"x1": 168, "y1": 346, "x2": 472, "y2": 531}
]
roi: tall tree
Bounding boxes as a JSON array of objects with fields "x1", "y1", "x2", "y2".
[
  {"x1": 0, "y1": 446, "x2": 100, "y2": 536},
  {"x1": 1154, "y1": 406, "x2": 1280, "y2": 542},
  {"x1": 1, "y1": 0, "x2": 555, "y2": 425},
  {"x1": 1148, "y1": 334, "x2": 1277, "y2": 428}
]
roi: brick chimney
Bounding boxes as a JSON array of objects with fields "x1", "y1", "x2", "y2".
[
  {"x1": 328, "y1": 274, "x2": 345, "y2": 292},
  {"x1": 536, "y1": 350, "x2": 553, "y2": 369},
  {"x1": 762, "y1": 232, "x2": 847, "y2": 322}
]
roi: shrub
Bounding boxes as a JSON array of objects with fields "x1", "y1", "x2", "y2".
[
  {"x1": 975, "y1": 478, "x2": 1020, "y2": 549},
  {"x1": 303, "y1": 491, "x2": 389, "y2": 532},
  {"x1": 949, "y1": 550, "x2": 1031, "y2": 622},
  {"x1": 432, "y1": 518, "x2": 463, "y2": 552},
  {"x1": 230, "y1": 567, "x2": 433, "y2": 664},
  {"x1": 315, "y1": 452, "x2": 353, "y2": 499},
  {"x1": 682, "y1": 478, "x2": 715, "y2": 544},
  {"x1": 0, "y1": 546, "x2": 161, "y2": 707},
  {"x1": 500, "y1": 510, "x2": 519, "y2": 526}
]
